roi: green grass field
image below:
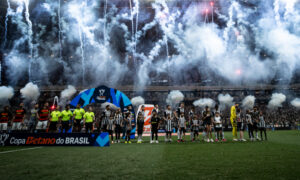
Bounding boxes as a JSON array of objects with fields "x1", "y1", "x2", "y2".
[{"x1": 0, "y1": 130, "x2": 299, "y2": 180}]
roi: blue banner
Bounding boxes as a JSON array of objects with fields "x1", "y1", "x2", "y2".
[{"x1": 70, "y1": 85, "x2": 136, "y2": 138}]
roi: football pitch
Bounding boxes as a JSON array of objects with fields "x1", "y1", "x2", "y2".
[{"x1": 0, "y1": 130, "x2": 299, "y2": 180}]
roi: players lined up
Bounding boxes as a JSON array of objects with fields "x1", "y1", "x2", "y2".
[
  {"x1": 142, "y1": 103, "x2": 267, "y2": 143},
  {"x1": 0, "y1": 103, "x2": 135, "y2": 143},
  {"x1": 0, "y1": 102, "x2": 267, "y2": 143}
]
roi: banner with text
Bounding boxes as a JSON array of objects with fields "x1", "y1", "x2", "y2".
[{"x1": 0, "y1": 133, "x2": 110, "y2": 147}]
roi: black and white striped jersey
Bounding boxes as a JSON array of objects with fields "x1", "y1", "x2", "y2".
[
  {"x1": 114, "y1": 113, "x2": 123, "y2": 125},
  {"x1": 102, "y1": 109, "x2": 111, "y2": 125},
  {"x1": 165, "y1": 118, "x2": 173, "y2": 132},
  {"x1": 258, "y1": 116, "x2": 266, "y2": 128},
  {"x1": 107, "y1": 118, "x2": 114, "y2": 130},
  {"x1": 164, "y1": 109, "x2": 173, "y2": 119}
]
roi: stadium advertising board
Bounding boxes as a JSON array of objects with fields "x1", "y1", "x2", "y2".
[
  {"x1": 136, "y1": 104, "x2": 154, "y2": 133},
  {"x1": 0, "y1": 133, "x2": 110, "y2": 147}
]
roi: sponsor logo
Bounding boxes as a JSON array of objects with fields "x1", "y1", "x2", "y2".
[
  {"x1": 25, "y1": 137, "x2": 90, "y2": 145},
  {"x1": 26, "y1": 137, "x2": 56, "y2": 145},
  {"x1": 0, "y1": 133, "x2": 9, "y2": 146},
  {"x1": 10, "y1": 137, "x2": 26, "y2": 145},
  {"x1": 96, "y1": 89, "x2": 106, "y2": 101},
  {"x1": 65, "y1": 137, "x2": 90, "y2": 145},
  {"x1": 142, "y1": 105, "x2": 154, "y2": 132},
  {"x1": 0, "y1": 133, "x2": 103, "y2": 146}
]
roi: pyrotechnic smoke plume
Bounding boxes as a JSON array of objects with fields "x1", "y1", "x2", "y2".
[
  {"x1": 291, "y1": 98, "x2": 300, "y2": 109},
  {"x1": 131, "y1": 96, "x2": 145, "y2": 107},
  {"x1": 218, "y1": 94, "x2": 234, "y2": 110},
  {"x1": 59, "y1": 85, "x2": 76, "y2": 107},
  {"x1": 60, "y1": 85, "x2": 76, "y2": 100},
  {"x1": 242, "y1": 95, "x2": 256, "y2": 110},
  {"x1": 2, "y1": 0, "x2": 300, "y2": 89},
  {"x1": 267, "y1": 93, "x2": 286, "y2": 109},
  {"x1": 166, "y1": 90, "x2": 184, "y2": 107},
  {"x1": 0, "y1": 86, "x2": 14, "y2": 106},
  {"x1": 193, "y1": 98, "x2": 215, "y2": 108},
  {"x1": 20, "y1": 82, "x2": 40, "y2": 102}
]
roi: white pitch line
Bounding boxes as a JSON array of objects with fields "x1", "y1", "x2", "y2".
[{"x1": 0, "y1": 147, "x2": 43, "y2": 154}]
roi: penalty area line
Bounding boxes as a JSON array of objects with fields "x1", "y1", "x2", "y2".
[{"x1": 0, "y1": 147, "x2": 43, "y2": 154}]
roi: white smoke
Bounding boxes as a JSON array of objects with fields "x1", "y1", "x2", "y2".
[
  {"x1": 193, "y1": 98, "x2": 215, "y2": 108},
  {"x1": 3, "y1": 0, "x2": 300, "y2": 89},
  {"x1": 60, "y1": 85, "x2": 76, "y2": 100},
  {"x1": 267, "y1": 93, "x2": 286, "y2": 109},
  {"x1": 20, "y1": 82, "x2": 40, "y2": 101},
  {"x1": 59, "y1": 85, "x2": 76, "y2": 107},
  {"x1": 0, "y1": 86, "x2": 14, "y2": 100},
  {"x1": 100, "y1": 102, "x2": 118, "y2": 110},
  {"x1": 218, "y1": 94, "x2": 234, "y2": 110},
  {"x1": 291, "y1": 98, "x2": 300, "y2": 109},
  {"x1": 4, "y1": 52, "x2": 29, "y2": 86},
  {"x1": 0, "y1": 86, "x2": 14, "y2": 105},
  {"x1": 166, "y1": 90, "x2": 184, "y2": 107},
  {"x1": 242, "y1": 95, "x2": 256, "y2": 110},
  {"x1": 131, "y1": 96, "x2": 145, "y2": 107},
  {"x1": 61, "y1": 0, "x2": 128, "y2": 86}
]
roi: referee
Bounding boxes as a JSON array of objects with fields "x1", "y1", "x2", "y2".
[
  {"x1": 61, "y1": 105, "x2": 73, "y2": 133},
  {"x1": 83, "y1": 106, "x2": 95, "y2": 133},
  {"x1": 49, "y1": 106, "x2": 61, "y2": 133},
  {"x1": 73, "y1": 104, "x2": 85, "y2": 133}
]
